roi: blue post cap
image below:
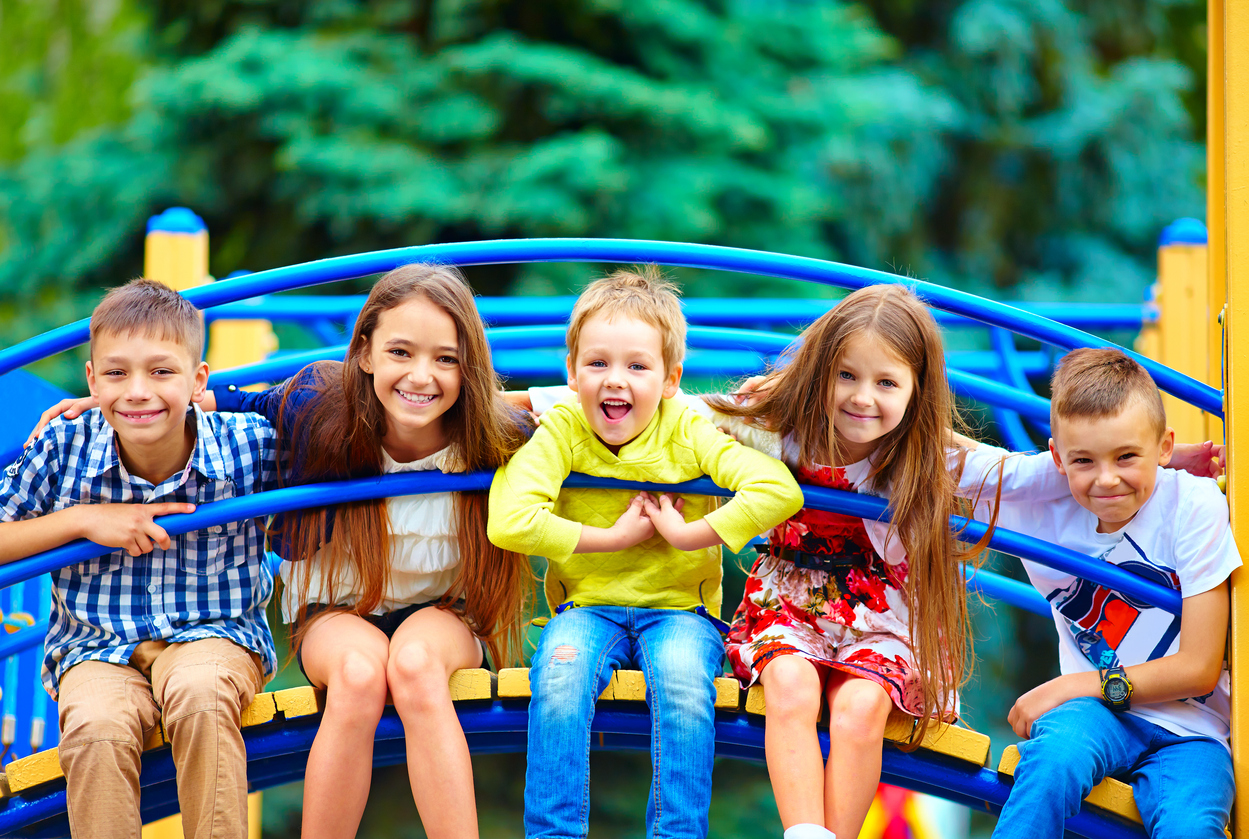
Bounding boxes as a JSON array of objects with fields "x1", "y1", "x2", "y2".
[
  {"x1": 146, "y1": 207, "x2": 206, "y2": 235},
  {"x1": 1158, "y1": 217, "x2": 1207, "y2": 246}
]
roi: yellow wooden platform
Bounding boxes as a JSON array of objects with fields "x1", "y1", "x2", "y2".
[{"x1": 0, "y1": 668, "x2": 1150, "y2": 829}]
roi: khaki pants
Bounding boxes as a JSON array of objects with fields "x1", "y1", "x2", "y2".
[{"x1": 57, "y1": 638, "x2": 266, "y2": 839}]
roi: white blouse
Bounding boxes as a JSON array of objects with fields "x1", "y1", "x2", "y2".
[{"x1": 279, "y1": 446, "x2": 462, "y2": 622}]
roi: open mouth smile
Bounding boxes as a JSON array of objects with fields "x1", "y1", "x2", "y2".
[
  {"x1": 396, "y1": 390, "x2": 436, "y2": 406},
  {"x1": 117, "y1": 410, "x2": 165, "y2": 423},
  {"x1": 601, "y1": 399, "x2": 632, "y2": 423}
]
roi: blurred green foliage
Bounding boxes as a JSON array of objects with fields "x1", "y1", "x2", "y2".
[{"x1": 0, "y1": 0, "x2": 1209, "y2": 835}]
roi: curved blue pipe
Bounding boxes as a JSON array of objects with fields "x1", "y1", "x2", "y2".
[
  {"x1": 0, "y1": 240, "x2": 1216, "y2": 415},
  {"x1": 0, "y1": 473, "x2": 1181, "y2": 613},
  {"x1": 206, "y1": 295, "x2": 1152, "y2": 330},
  {"x1": 204, "y1": 325, "x2": 1054, "y2": 424}
]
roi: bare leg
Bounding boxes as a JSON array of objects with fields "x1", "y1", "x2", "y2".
[
  {"x1": 760, "y1": 655, "x2": 828, "y2": 829},
  {"x1": 823, "y1": 672, "x2": 893, "y2": 839},
  {"x1": 387, "y1": 607, "x2": 484, "y2": 839},
  {"x1": 299, "y1": 614, "x2": 391, "y2": 839}
]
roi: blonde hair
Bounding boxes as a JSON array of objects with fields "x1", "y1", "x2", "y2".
[
  {"x1": 1050, "y1": 347, "x2": 1166, "y2": 439},
  {"x1": 711, "y1": 284, "x2": 986, "y2": 746},
  {"x1": 566, "y1": 266, "x2": 686, "y2": 373},
  {"x1": 90, "y1": 278, "x2": 204, "y2": 362}
]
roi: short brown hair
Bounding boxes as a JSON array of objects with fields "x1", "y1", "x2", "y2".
[
  {"x1": 90, "y1": 278, "x2": 205, "y2": 362},
  {"x1": 566, "y1": 266, "x2": 686, "y2": 373},
  {"x1": 1050, "y1": 347, "x2": 1166, "y2": 438}
]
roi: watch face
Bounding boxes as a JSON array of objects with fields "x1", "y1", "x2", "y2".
[{"x1": 1106, "y1": 679, "x2": 1129, "y2": 703}]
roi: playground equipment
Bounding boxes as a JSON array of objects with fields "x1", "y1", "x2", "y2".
[
  {"x1": 0, "y1": 2, "x2": 1245, "y2": 832},
  {"x1": 0, "y1": 203, "x2": 1221, "y2": 838}
]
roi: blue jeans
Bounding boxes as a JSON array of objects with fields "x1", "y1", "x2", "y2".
[
  {"x1": 524, "y1": 606, "x2": 725, "y2": 839},
  {"x1": 993, "y1": 697, "x2": 1233, "y2": 839}
]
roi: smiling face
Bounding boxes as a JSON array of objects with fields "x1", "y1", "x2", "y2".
[
  {"x1": 86, "y1": 330, "x2": 208, "y2": 470},
  {"x1": 830, "y1": 331, "x2": 916, "y2": 463},
  {"x1": 360, "y1": 295, "x2": 462, "y2": 461},
  {"x1": 567, "y1": 313, "x2": 682, "y2": 453},
  {"x1": 1049, "y1": 402, "x2": 1174, "y2": 533}
]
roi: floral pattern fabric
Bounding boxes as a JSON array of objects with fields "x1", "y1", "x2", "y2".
[{"x1": 725, "y1": 463, "x2": 927, "y2": 717}]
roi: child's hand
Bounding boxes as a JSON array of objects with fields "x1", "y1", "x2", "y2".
[
  {"x1": 1169, "y1": 440, "x2": 1225, "y2": 480},
  {"x1": 1007, "y1": 675, "x2": 1083, "y2": 738},
  {"x1": 640, "y1": 493, "x2": 723, "y2": 552},
  {"x1": 26, "y1": 396, "x2": 99, "y2": 446},
  {"x1": 641, "y1": 492, "x2": 687, "y2": 539},
  {"x1": 72, "y1": 502, "x2": 197, "y2": 557},
  {"x1": 609, "y1": 494, "x2": 656, "y2": 550},
  {"x1": 731, "y1": 375, "x2": 772, "y2": 408}
]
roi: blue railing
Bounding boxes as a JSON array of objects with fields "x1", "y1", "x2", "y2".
[
  {"x1": 0, "y1": 239, "x2": 1218, "y2": 415},
  {"x1": 0, "y1": 473, "x2": 1179, "y2": 614}
]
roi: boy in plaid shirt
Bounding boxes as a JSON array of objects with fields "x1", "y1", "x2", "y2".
[{"x1": 0, "y1": 280, "x2": 277, "y2": 839}]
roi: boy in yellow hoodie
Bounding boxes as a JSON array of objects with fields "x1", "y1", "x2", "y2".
[{"x1": 489, "y1": 267, "x2": 803, "y2": 839}]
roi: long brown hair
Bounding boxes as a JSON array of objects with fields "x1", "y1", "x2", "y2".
[
  {"x1": 711, "y1": 284, "x2": 985, "y2": 744},
  {"x1": 277, "y1": 264, "x2": 532, "y2": 667}
]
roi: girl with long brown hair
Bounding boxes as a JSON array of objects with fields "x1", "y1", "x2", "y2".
[
  {"x1": 709, "y1": 284, "x2": 975, "y2": 839},
  {"x1": 212, "y1": 264, "x2": 532, "y2": 839}
]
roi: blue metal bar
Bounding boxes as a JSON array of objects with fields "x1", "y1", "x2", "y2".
[
  {"x1": 0, "y1": 240, "x2": 1212, "y2": 414},
  {"x1": 0, "y1": 473, "x2": 1181, "y2": 613},
  {"x1": 206, "y1": 295, "x2": 1152, "y2": 331},
  {"x1": 966, "y1": 566, "x2": 1050, "y2": 616}
]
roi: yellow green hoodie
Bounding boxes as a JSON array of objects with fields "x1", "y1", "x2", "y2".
[{"x1": 488, "y1": 397, "x2": 803, "y2": 617}]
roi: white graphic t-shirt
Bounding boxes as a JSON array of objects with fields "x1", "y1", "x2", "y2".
[{"x1": 960, "y1": 446, "x2": 1241, "y2": 749}]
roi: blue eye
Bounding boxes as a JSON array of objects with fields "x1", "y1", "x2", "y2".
[
  {"x1": 629, "y1": 363, "x2": 647, "y2": 371},
  {"x1": 879, "y1": 379, "x2": 896, "y2": 388},
  {"x1": 838, "y1": 371, "x2": 853, "y2": 380},
  {"x1": 589, "y1": 360, "x2": 607, "y2": 368}
]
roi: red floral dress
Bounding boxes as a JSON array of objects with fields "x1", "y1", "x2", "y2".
[{"x1": 725, "y1": 461, "x2": 928, "y2": 717}]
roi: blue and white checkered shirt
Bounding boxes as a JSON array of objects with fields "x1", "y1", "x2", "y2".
[{"x1": 0, "y1": 407, "x2": 278, "y2": 697}]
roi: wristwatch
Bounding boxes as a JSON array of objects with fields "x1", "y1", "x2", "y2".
[{"x1": 1100, "y1": 665, "x2": 1133, "y2": 712}]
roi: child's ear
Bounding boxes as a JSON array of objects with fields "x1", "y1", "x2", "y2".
[
  {"x1": 1048, "y1": 438, "x2": 1068, "y2": 475},
  {"x1": 190, "y1": 361, "x2": 210, "y2": 404},
  {"x1": 85, "y1": 360, "x2": 98, "y2": 399},
  {"x1": 566, "y1": 355, "x2": 579, "y2": 393},
  {"x1": 1157, "y1": 426, "x2": 1175, "y2": 466},
  {"x1": 357, "y1": 338, "x2": 373, "y2": 375},
  {"x1": 662, "y1": 363, "x2": 683, "y2": 399}
]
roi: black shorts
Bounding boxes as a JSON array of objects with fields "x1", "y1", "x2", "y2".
[{"x1": 294, "y1": 599, "x2": 487, "y2": 682}]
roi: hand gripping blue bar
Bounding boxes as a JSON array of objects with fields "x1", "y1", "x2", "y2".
[
  {"x1": 0, "y1": 473, "x2": 1180, "y2": 614},
  {"x1": 0, "y1": 239, "x2": 1219, "y2": 415}
]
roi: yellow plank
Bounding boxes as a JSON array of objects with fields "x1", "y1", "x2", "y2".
[
  {"x1": 6, "y1": 749, "x2": 62, "y2": 794},
  {"x1": 497, "y1": 668, "x2": 532, "y2": 699},
  {"x1": 609, "y1": 670, "x2": 648, "y2": 702},
  {"x1": 449, "y1": 668, "x2": 494, "y2": 701},
  {"x1": 273, "y1": 686, "x2": 325, "y2": 719},
  {"x1": 745, "y1": 684, "x2": 766, "y2": 716},
  {"x1": 998, "y1": 745, "x2": 1141, "y2": 824},
  {"x1": 714, "y1": 677, "x2": 742, "y2": 711},
  {"x1": 240, "y1": 693, "x2": 278, "y2": 728}
]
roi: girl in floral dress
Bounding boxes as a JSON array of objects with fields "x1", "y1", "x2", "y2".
[{"x1": 711, "y1": 285, "x2": 986, "y2": 839}]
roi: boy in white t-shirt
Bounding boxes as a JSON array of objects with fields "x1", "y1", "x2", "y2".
[{"x1": 961, "y1": 347, "x2": 1239, "y2": 839}]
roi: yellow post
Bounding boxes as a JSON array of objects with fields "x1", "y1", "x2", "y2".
[
  {"x1": 143, "y1": 208, "x2": 209, "y2": 292},
  {"x1": 1155, "y1": 219, "x2": 1211, "y2": 444},
  {"x1": 1222, "y1": 1, "x2": 1249, "y2": 836},
  {"x1": 1210, "y1": 0, "x2": 1228, "y2": 447},
  {"x1": 140, "y1": 210, "x2": 266, "y2": 839}
]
